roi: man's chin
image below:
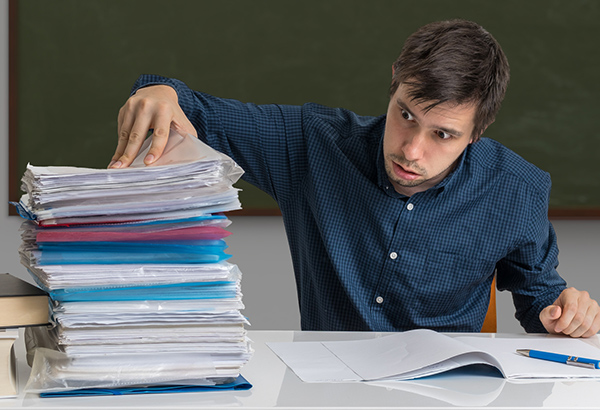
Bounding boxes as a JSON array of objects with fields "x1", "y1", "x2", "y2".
[
  {"x1": 388, "y1": 175, "x2": 425, "y2": 188},
  {"x1": 395, "y1": 180, "x2": 424, "y2": 188}
]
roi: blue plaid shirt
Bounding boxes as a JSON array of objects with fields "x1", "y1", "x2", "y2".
[{"x1": 133, "y1": 75, "x2": 566, "y2": 333}]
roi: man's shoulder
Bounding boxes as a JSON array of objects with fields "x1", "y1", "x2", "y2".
[
  {"x1": 467, "y1": 138, "x2": 551, "y2": 193},
  {"x1": 300, "y1": 103, "x2": 385, "y2": 140}
]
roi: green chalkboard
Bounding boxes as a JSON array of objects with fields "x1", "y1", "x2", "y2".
[{"x1": 10, "y1": 0, "x2": 600, "y2": 215}]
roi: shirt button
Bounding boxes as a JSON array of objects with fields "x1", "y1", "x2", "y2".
[
  {"x1": 376, "y1": 296, "x2": 384, "y2": 304},
  {"x1": 407, "y1": 203, "x2": 414, "y2": 211},
  {"x1": 390, "y1": 252, "x2": 398, "y2": 260}
]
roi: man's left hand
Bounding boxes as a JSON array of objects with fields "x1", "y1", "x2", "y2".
[{"x1": 540, "y1": 287, "x2": 600, "y2": 337}]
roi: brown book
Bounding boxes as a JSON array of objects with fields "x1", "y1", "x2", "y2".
[{"x1": 0, "y1": 273, "x2": 49, "y2": 328}]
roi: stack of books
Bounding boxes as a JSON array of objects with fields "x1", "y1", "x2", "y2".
[{"x1": 13, "y1": 132, "x2": 253, "y2": 393}]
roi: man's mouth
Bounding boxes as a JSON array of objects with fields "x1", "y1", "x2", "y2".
[{"x1": 393, "y1": 162, "x2": 421, "y2": 180}]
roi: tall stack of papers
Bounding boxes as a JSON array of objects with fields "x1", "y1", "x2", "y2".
[{"x1": 13, "y1": 132, "x2": 253, "y2": 392}]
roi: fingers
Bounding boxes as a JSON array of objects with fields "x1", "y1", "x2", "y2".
[
  {"x1": 580, "y1": 312, "x2": 600, "y2": 338},
  {"x1": 121, "y1": 115, "x2": 153, "y2": 167},
  {"x1": 144, "y1": 108, "x2": 173, "y2": 165},
  {"x1": 539, "y1": 305, "x2": 562, "y2": 334},
  {"x1": 542, "y1": 305, "x2": 561, "y2": 321},
  {"x1": 542, "y1": 288, "x2": 600, "y2": 338},
  {"x1": 553, "y1": 291, "x2": 581, "y2": 334},
  {"x1": 171, "y1": 114, "x2": 198, "y2": 139},
  {"x1": 561, "y1": 293, "x2": 600, "y2": 338},
  {"x1": 110, "y1": 85, "x2": 186, "y2": 168}
]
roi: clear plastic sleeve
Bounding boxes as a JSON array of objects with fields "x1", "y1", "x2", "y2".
[{"x1": 25, "y1": 348, "x2": 221, "y2": 392}]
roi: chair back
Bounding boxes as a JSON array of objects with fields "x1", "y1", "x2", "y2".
[{"x1": 480, "y1": 276, "x2": 497, "y2": 333}]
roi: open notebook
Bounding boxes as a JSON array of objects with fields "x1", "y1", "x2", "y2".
[{"x1": 268, "y1": 329, "x2": 600, "y2": 382}]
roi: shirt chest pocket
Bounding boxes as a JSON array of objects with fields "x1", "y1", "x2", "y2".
[{"x1": 420, "y1": 249, "x2": 496, "y2": 308}]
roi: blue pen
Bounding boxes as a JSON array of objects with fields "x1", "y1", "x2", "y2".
[{"x1": 517, "y1": 349, "x2": 600, "y2": 369}]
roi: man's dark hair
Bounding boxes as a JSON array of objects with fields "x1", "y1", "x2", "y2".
[{"x1": 390, "y1": 19, "x2": 510, "y2": 141}]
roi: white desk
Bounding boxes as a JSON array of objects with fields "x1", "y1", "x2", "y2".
[{"x1": 2, "y1": 330, "x2": 600, "y2": 409}]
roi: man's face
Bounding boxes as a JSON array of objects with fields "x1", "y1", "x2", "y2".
[{"x1": 383, "y1": 83, "x2": 478, "y2": 197}]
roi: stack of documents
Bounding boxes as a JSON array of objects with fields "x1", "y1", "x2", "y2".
[
  {"x1": 14, "y1": 132, "x2": 253, "y2": 392},
  {"x1": 15, "y1": 134, "x2": 242, "y2": 226}
]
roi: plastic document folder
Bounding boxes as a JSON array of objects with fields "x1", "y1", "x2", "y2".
[
  {"x1": 30, "y1": 240, "x2": 231, "y2": 265},
  {"x1": 35, "y1": 225, "x2": 231, "y2": 242},
  {"x1": 25, "y1": 261, "x2": 242, "y2": 291},
  {"x1": 43, "y1": 281, "x2": 240, "y2": 302},
  {"x1": 39, "y1": 375, "x2": 252, "y2": 397}
]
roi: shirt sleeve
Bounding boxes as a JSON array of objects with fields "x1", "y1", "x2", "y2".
[
  {"x1": 496, "y1": 177, "x2": 566, "y2": 333},
  {"x1": 130, "y1": 74, "x2": 307, "y2": 204}
]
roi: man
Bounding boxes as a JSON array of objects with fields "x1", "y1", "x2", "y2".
[{"x1": 110, "y1": 20, "x2": 600, "y2": 337}]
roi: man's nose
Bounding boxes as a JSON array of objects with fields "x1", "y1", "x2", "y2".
[{"x1": 402, "y1": 131, "x2": 427, "y2": 161}]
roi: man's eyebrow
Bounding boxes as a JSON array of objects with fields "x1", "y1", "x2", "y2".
[
  {"x1": 396, "y1": 98, "x2": 417, "y2": 119},
  {"x1": 395, "y1": 98, "x2": 464, "y2": 138}
]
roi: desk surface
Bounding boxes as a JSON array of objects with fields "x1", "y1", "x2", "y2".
[{"x1": 2, "y1": 330, "x2": 600, "y2": 409}]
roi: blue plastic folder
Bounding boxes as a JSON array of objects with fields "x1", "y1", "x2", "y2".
[
  {"x1": 39, "y1": 375, "x2": 252, "y2": 397},
  {"x1": 35, "y1": 240, "x2": 230, "y2": 264},
  {"x1": 44, "y1": 281, "x2": 238, "y2": 302}
]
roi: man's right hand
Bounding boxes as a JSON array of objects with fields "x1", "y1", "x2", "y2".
[{"x1": 109, "y1": 85, "x2": 197, "y2": 168}]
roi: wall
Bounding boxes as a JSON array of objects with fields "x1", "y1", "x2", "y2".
[{"x1": 1, "y1": 1, "x2": 599, "y2": 333}]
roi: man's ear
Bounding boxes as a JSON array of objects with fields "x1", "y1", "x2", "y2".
[
  {"x1": 391, "y1": 64, "x2": 396, "y2": 78},
  {"x1": 470, "y1": 123, "x2": 491, "y2": 143}
]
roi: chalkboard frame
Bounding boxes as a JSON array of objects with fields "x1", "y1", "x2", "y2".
[
  {"x1": 7, "y1": 0, "x2": 600, "y2": 219},
  {"x1": 8, "y1": 0, "x2": 17, "y2": 216}
]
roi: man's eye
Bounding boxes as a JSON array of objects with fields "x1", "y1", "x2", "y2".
[
  {"x1": 401, "y1": 109, "x2": 413, "y2": 121},
  {"x1": 435, "y1": 130, "x2": 452, "y2": 140}
]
